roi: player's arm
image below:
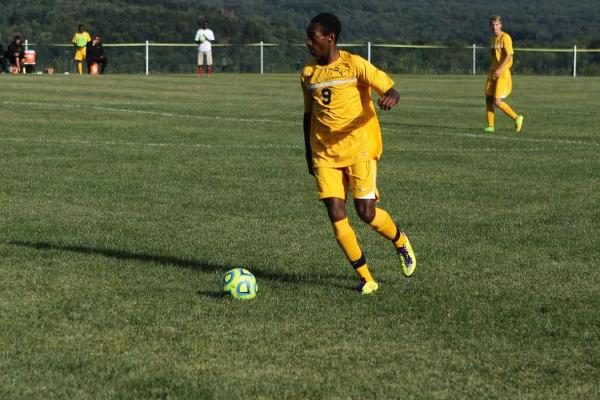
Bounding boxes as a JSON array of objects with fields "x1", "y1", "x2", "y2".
[
  {"x1": 301, "y1": 76, "x2": 314, "y2": 175},
  {"x1": 494, "y1": 35, "x2": 513, "y2": 78},
  {"x1": 354, "y1": 55, "x2": 399, "y2": 111},
  {"x1": 303, "y1": 113, "x2": 314, "y2": 176}
]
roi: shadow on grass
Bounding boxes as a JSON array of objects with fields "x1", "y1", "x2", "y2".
[{"x1": 8, "y1": 240, "x2": 352, "y2": 290}]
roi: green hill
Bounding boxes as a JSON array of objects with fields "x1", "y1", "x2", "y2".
[{"x1": 2, "y1": 0, "x2": 599, "y2": 46}]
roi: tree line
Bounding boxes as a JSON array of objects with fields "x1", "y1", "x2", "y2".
[{"x1": 1, "y1": 0, "x2": 598, "y2": 74}]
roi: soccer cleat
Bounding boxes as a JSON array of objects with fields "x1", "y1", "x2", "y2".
[
  {"x1": 515, "y1": 115, "x2": 524, "y2": 133},
  {"x1": 396, "y1": 233, "x2": 417, "y2": 277},
  {"x1": 484, "y1": 126, "x2": 495, "y2": 134},
  {"x1": 357, "y1": 280, "x2": 379, "y2": 295}
]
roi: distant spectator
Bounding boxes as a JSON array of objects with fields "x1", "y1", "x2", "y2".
[
  {"x1": 86, "y1": 35, "x2": 108, "y2": 74},
  {"x1": 7, "y1": 35, "x2": 24, "y2": 74},
  {"x1": 72, "y1": 24, "x2": 91, "y2": 75},
  {"x1": 194, "y1": 20, "x2": 215, "y2": 76}
]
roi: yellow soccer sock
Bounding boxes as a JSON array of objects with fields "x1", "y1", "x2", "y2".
[
  {"x1": 333, "y1": 218, "x2": 362, "y2": 261},
  {"x1": 369, "y1": 208, "x2": 398, "y2": 241},
  {"x1": 333, "y1": 218, "x2": 374, "y2": 282},
  {"x1": 355, "y1": 264, "x2": 374, "y2": 283},
  {"x1": 497, "y1": 102, "x2": 518, "y2": 120},
  {"x1": 394, "y1": 232, "x2": 407, "y2": 248},
  {"x1": 486, "y1": 104, "x2": 495, "y2": 127}
]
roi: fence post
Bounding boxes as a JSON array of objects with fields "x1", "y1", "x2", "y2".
[
  {"x1": 145, "y1": 41, "x2": 149, "y2": 76},
  {"x1": 260, "y1": 41, "x2": 264, "y2": 75},
  {"x1": 25, "y1": 39, "x2": 29, "y2": 51},
  {"x1": 367, "y1": 41, "x2": 371, "y2": 63},
  {"x1": 472, "y1": 44, "x2": 476, "y2": 75},
  {"x1": 573, "y1": 45, "x2": 577, "y2": 78}
]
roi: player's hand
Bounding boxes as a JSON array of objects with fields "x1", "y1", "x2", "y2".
[
  {"x1": 378, "y1": 88, "x2": 400, "y2": 111},
  {"x1": 494, "y1": 68, "x2": 502, "y2": 78}
]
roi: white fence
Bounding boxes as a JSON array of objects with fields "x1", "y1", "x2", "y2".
[{"x1": 22, "y1": 40, "x2": 600, "y2": 77}]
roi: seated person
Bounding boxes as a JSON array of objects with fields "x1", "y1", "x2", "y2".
[
  {"x1": 86, "y1": 35, "x2": 107, "y2": 74},
  {"x1": 7, "y1": 35, "x2": 24, "y2": 73}
]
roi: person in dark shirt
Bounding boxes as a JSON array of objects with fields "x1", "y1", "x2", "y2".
[
  {"x1": 7, "y1": 35, "x2": 24, "y2": 74},
  {"x1": 86, "y1": 35, "x2": 108, "y2": 74}
]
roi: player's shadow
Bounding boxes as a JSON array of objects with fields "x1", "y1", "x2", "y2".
[{"x1": 8, "y1": 240, "x2": 352, "y2": 293}]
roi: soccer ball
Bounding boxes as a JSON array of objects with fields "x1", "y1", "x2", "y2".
[
  {"x1": 222, "y1": 268, "x2": 257, "y2": 300},
  {"x1": 198, "y1": 33, "x2": 206, "y2": 43}
]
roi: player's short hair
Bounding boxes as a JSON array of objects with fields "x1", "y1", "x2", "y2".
[
  {"x1": 311, "y1": 13, "x2": 341, "y2": 43},
  {"x1": 489, "y1": 15, "x2": 502, "y2": 23}
]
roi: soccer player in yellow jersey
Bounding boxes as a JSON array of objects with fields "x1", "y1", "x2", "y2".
[
  {"x1": 72, "y1": 24, "x2": 91, "y2": 75},
  {"x1": 485, "y1": 15, "x2": 524, "y2": 133},
  {"x1": 301, "y1": 13, "x2": 416, "y2": 295}
]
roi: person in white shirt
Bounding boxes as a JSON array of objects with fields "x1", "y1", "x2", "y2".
[{"x1": 194, "y1": 20, "x2": 215, "y2": 76}]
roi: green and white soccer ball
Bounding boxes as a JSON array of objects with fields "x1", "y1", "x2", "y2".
[
  {"x1": 198, "y1": 33, "x2": 206, "y2": 43},
  {"x1": 222, "y1": 268, "x2": 257, "y2": 300}
]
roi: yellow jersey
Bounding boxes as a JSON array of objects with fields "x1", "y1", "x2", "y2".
[
  {"x1": 72, "y1": 31, "x2": 91, "y2": 48},
  {"x1": 489, "y1": 32, "x2": 513, "y2": 71},
  {"x1": 301, "y1": 50, "x2": 395, "y2": 168}
]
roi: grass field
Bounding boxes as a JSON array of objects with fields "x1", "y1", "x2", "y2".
[{"x1": 0, "y1": 73, "x2": 599, "y2": 399}]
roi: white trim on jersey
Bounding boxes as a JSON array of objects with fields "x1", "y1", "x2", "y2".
[{"x1": 306, "y1": 77, "x2": 357, "y2": 91}]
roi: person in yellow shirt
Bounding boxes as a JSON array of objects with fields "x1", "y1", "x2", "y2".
[
  {"x1": 72, "y1": 24, "x2": 91, "y2": 75},
  {"x1": 485, "y1": 15, "x2": 524, "y2": 133},
  {"x1": 300, "y1": 13, "x2": 416, "y2": 295}
]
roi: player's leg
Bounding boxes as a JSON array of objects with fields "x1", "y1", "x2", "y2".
[
  {"x1": 75, "y1": 50, "x2": 83, "y2": 75},
  {"x1": 197, "y1": 52, "x2": 203, "y2": 75},
  {"x1": 350, "y1": 161, "x2": 417, "y2": 277},
  {"x1": 494, "y1": 97, "x2": 517, "y2": 119},
  {"x1": 495, "y1": 97, "x2": 524, "y2": 132},
  {"x1": 494, "y1": 73, "x2": 524, "y2": 132},
  {"x1": 206, "y1": 51, "x2": 213, "y2": 76},
  {"x1": 484, "y1": 75, "x2": 496, "y2": 133},
  {"x1": 316, "y1": 166, "x2": 377, "y2": 294},
  {"x1": 325, "y1": 198, "x2": 378, "y2": 294},
  {"x1": 98, "y1": 57, "x2": 107, "y2": 74},
  {"x1": 485, "y1": 95, "x2": 495, "y2": 133}
]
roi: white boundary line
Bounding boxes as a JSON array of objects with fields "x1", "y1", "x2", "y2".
[
  {"x1": 3, "y1": 100, "x2": 598, "y2": 149},
  {"x1": 382, "y1": 128, "x2": 599, "y2": 147},
  {"x1": 0, "y1": 136, "x2": 591, "y2": 153},
  {"x1": 1, "y1": 100, "x2": 297, "y2": 126}
]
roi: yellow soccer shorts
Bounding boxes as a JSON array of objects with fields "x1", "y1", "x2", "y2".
[
  {"x1": 314, "y1": 160, "x2": 380, "y2": 200},
  {"x1": 485, "y1": 70, "x2": 512, "y2": 99},
  {"x1": 74, "y1": 48, "x2": 86, "y2": 61}
]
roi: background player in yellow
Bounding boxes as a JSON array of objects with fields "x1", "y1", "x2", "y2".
[
  {"x1": 485, "y1": 15, "x2": 524, "y2": 133},
  {"x1": 72, "y1": 24, "x2": 91, "y2": 75},
  {"x1": 301, "y1": 13, "x2": 416, "y2": 295}
]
